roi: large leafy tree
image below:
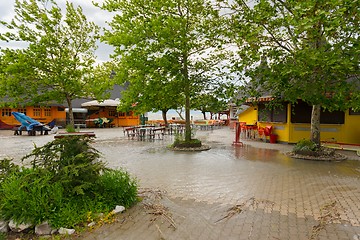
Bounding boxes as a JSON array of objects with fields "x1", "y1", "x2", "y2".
[
  {"x1": 0, "y1": 0, "x2": 105, "y2": 126},
  {"x1": 99, "y1": 0, "x2": 229, "y2": 142},
  {"x1": 228, "y1": 0, "x2": 359, "y2": 146},
  {"x1": 192, "y1": 82, "x2": 235, "y2": 119},
  {"x1": 192, "y1": 93, "x2": 226, "y2": 119},
  {"x1": 113, "y1": 62, "x2": 184, "y2": 126}
]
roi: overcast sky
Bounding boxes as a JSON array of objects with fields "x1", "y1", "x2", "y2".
[{"x1": 0, "y1": 0, "x2": 115, "y2": 63}]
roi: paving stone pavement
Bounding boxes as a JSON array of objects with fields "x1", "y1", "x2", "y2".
[
  {"x1": 1, "y1": 127, "x2": 360, "y2": 239},
  {"x1": 81, "y1": 127, "x2": 360, "y2": 240}
]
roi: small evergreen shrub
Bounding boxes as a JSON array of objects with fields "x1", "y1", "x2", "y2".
[
  {"x1": 0, "y1": 136, "x2": 138, "y2": 229},
  {"x1": 23, "y1": 136, "x2": 105, "y2": 195}
]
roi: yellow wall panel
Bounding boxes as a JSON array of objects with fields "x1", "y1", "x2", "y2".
[{"x1": 238, "y1": 103, "x2": 360, "y2": 145}]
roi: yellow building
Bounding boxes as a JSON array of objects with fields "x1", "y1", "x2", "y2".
[{"x1": 238, "y1": 99, "x2": 360, "y2": 145}]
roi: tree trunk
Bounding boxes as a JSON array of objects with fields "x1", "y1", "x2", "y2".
[
  {"x1": 202, "y1": 111, "x2": 206, "y2": 120},
  {"x1": 185, "y1": 84, "x2": 191, "y2": 142},
  {"x1": 162, "y1": 109, "x2": 168, "y2": 127},
  {"x1": 175, "y1": 109, "x2": 184, "y2": 120},
  {"x1": 66, "y1": 96, "x2": 74, "y2": 127},
  {"x1": 310, "y1": 104, "x2": 321, "y2": 146},
  {"x1": 183, "y1": 58, "x2": 192, "y2": 142}
]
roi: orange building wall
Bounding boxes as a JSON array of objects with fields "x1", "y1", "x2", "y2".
[
  {"x1": 86, "y1": 109, "x2": 140, "y2": 127},
  {"x1": 0, "y1": 106, "x2": 66, "y2": 129}
]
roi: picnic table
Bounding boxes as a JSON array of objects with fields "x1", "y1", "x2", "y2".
[{"x1": 124, "y1": 125, "x2": 165, "y2": 140}]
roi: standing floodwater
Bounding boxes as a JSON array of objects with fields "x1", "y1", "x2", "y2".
[{"x1": 1, "y1": 128, "x2": 360, "y2": 239}]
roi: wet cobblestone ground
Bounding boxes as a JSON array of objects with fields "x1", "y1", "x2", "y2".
[{"x1": 1, "y1": 127, "x2": 360, "y2": 239}]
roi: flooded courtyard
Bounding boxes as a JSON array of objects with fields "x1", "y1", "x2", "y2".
[{"x1": 1, "y1": 127, "x2": 360, "y2": 239}]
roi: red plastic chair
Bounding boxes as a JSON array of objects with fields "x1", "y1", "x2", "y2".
[
  {"x1": 239, "y1": 122, "x2": 246, "y2": 138},
  {"x1": 257, "y1": 127, "x2": 265, "y2": 141},
  {"x1": 264, "y1": 126, "x2": 273, "y2": 137}
]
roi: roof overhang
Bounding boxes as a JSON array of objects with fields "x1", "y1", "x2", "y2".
[
  {"x1": 65, "y1": 108, "x2": 88, "y2": 113},
  {"x1": 245, "y1": 96, "x2": 275, "y2": 103}
]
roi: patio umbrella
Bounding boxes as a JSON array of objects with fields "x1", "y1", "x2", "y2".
[{"x1": 81, "y1": 99, "x2": 120, "y2": 107}]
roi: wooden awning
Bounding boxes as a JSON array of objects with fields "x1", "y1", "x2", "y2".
[{"x1": 245, "y1": 96, "x2": 275, "y2": 103}]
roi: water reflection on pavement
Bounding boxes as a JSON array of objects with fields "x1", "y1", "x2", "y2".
[{"x1": 1, "y1": 128, "x2": 360, "y2": 239}]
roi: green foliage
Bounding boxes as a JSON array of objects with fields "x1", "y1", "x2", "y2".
[
  {"x1": 95, "y1": 169, "x2": 138, "y2": 209},
  {"x1": 0, "y1": 137, "x2": 138, "y2": 229},
  {"x1": 0, "y1": 0, "x2": 110, "y2": 126},
  {"x1": 174, "y1": 132, "x2": 184, "y2": 143},
  {"x1": 173, "y1": 138, "x2": 202, "y2": 148},
  {"x1": 192, "y1": 93, "x2": 227, "y2": 119},
  {"x1": 100, "y1": 0, "x2": 232, "y2": 141},
  {"x1": 0, "y1": 232, "x2": 5, "y2": 240},
  {"x1": 0, "y1": 168, "x2": 64, "y2": 225},
  {"x1": 23, "y1": 136, "x2": 105, "y2": 195},
  {"x1": 227, "y1": 0, "x2": 359, "y2": 144},
  {"x1": 65, "y1": 125, "x2": 76, "y2": 133},
  {"x1": 0, "y1": 158, "x2": 19, "y2": 182},
  {"x1": 293, "y1": 139, "x2": 318, "y2": 153}
]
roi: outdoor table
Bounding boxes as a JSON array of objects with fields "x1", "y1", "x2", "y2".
[
  {"x1": 152, "y1": 127, "x2": 166, "y2": 139},
  {"x1": 169, "y1": 124, "x2": 184, "y2": 135},
  {"x1": 124, "y1": 127, "x2": 137, "y2": 139}
]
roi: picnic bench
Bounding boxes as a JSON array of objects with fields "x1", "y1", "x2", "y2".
[
  {"x1": 13, "y1": 126, "x2": 50, "y2": 136},
  {"x1": 124, "y1": 125, "x2": 164, "y2": 140}
]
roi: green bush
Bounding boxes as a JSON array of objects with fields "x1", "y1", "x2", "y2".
[
  {"x1": 0, "y1": 168, "x2": 64, "y2": 225},
  {"x1": 48, "y1": 195, "x2": 105, "y2": 228},
  {"x1": 293, "y1": 139, "x2": 318, "y2": 153},
  {"x1": 173, "y1": 138, "x2": 202, "y2": 148},
  {"x1": 0, "y1": 136, "x2": 138, "y2": 229},
  {"x1": 0, "y1": 158, "x2": 19, "y2": 182},
  {"x1": 23, "y1": 136, "x2": 105, "y2": 195},
  {"x1": 95, "y1": 169, "x2": 138, "y2": 208},
  {"x1": 65, "y1": 124, "x2": 76, "y2": 133}
]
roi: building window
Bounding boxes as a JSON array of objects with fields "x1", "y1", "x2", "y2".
[
  {"x1": 349, "y1": 109, "x2": 360, "y2": 115},
  {"x1": 291, "y1": 100, "x2": 345, "y2": 124},
  {"x1": 17, "y1": 108, "x2": 27, "y2": 115},
  {"x1": 2, "y1": 108, "x2": 11, "y2": 117},
  {"x1": 44, "y1": 107, "x2": 51, "y2": 117},
  {"x1": 108, "y1": 110, "x2": 118, "y2": 117},
  {"x1": 258, "y1": 103, "x2": 287, "y2": 123},
  {"x1": 33, "y1": 106, "x2": 41, "y2": 117},
  {"x1": 118, "y1": 112, "x2": 126, "y2": 117}
]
